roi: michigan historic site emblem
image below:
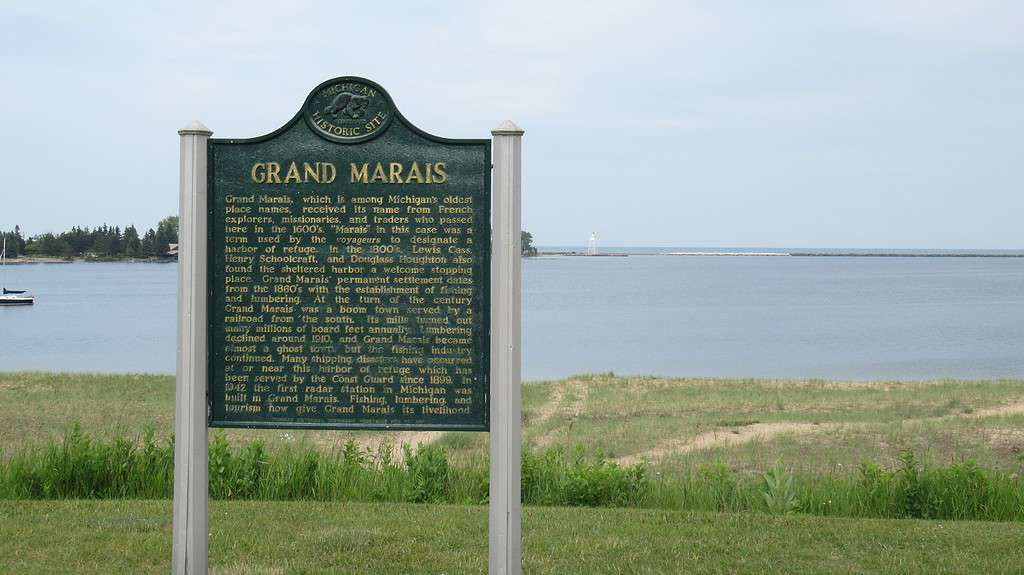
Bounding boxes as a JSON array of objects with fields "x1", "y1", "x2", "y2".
[{"x1": 303, "y1": 77, "x2": 393, "y2": 143}]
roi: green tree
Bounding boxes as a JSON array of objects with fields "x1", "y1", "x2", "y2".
[
  {"x1": 2, "y1": 227, "x2": 24, "y2": 258},
  {"x1": 521, "y1": 230, "x2": 538, "y2": 257},
  {"x1": 123, "y1": 225, "x2": 141, "y2": 257},
  {"x1": 91, "y1": 225, "x2": 113, "y2": 256},
  {"x1": 141, "y1": 228, "x2": 157, "y2": 256},
  {"x1": 111, "y1": 226, "x2": 123, "y2": 256},
  {"x1": 25, "y1": 233, "x2": 73, "y2": 257},
  {"x1": 61, "y1": 226, "x2": 91, "y2": 255},
  {"x1": 155, "y1": 216, "x2": 179, "y2": 255}
]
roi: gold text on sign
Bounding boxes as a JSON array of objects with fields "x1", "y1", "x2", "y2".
[
  {"x1": 350, "y1": 162, "x2": 448, "y2": 185},
  {"x1": 251, "y1": 162, "x2": 337, "y2": 184}
]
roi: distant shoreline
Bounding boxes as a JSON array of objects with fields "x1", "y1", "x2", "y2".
[
  {"x1": 535, "y1": 251, "x2": 1024, "y2": 258},
  {"x1": 668, "y1": 252, "x2": 1024, "y2": 258},
  {"x1": 537, "y1": 251, "x2": 629, "y2": 257},
  {"x1": 4, "y1": 256, "x2": 175, "y2": 265},
  {"x1": 12, "y1": 251, "x2": 1024, "y2": 264}
]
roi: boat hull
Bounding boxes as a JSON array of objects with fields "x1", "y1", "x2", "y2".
[{"x1": 0, "y1": 295, "x2": 33, "y2": 305}]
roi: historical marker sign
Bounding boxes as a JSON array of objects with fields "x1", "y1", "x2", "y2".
[{"x1": 207, "y1": 77, "x2": 490, "y2": 431}]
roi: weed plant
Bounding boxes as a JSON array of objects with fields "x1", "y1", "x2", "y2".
[{"x1": 1, "y1": 426, "x2": 1021, "y2": 522}]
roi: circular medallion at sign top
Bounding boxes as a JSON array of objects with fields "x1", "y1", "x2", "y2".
[{"x1": 303, "y1": 77, "x2": 394, "y2": 144}]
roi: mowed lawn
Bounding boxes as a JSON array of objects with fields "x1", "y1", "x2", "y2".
[{"x1": 3, "y1": 500, "x2": 1024, "y2": 574}]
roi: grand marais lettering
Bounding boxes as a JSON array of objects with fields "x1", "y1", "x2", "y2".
[{"x1": 250, "y1": 161, "x2": 448, "y2": 185}]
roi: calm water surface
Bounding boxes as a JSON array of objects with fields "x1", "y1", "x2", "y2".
[{"x1": 2, "y1": 255, "x2": 1022, "y2": 380}]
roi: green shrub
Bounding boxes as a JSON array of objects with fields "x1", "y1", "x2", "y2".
[
  {"x1": 208, "y1": 433, "x2": 267, "y2": 500},
  {"x1": 403, "y1": 444, "x2": 450, "y2": 503}
]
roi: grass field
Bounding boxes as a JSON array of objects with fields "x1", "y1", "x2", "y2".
[
  {"x1": 2, "y1": 372, "x2": 1023, "y2": 572},
  {"x1": 3, "y1": 372, "x2": 1023, "y2": 478},
  {"x1": 3, "y1": 500, "x2": 1024, "y2": 574}
]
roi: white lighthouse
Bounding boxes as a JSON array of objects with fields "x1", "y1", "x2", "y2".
[{"x1": 587, "y1": 232, "x2": 598, "y2": 256}]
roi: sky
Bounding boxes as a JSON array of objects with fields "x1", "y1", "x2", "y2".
[{"x1": 0, "y1": 1, "x2": 1021, "y2": 249}]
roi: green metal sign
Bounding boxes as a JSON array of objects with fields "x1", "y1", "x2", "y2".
[{"x1": 207, "y1": 77, "x2": 490, "y2": 431}]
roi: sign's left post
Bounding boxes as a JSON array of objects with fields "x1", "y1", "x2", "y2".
[{"x1": 173, "y1": 121, "x2": 213, "y2": 575}]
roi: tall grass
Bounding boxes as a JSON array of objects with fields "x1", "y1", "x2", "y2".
[
  {"x1": 522, "y1": 447, "x2": 647, "y2": 507},
  {"x1": 651, "y1": 456, "x2": 1024, "y2": 522},
  {"x1": 2, "y1": 425, "x2": 1021, "y2": 521},
  {"x1": 0, "y1": 425, "x2": 173, "y2": 499}
]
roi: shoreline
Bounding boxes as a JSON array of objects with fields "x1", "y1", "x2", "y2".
[
  {"x1": 14, "y1": 251, "x2": 1023, "y2": 263},
  {"x1": 5, "y1": 256, "x2": 176, "y2": 265},
  {"x1": 533, "y1": 251, "x2": 1024, "y2": 258}
]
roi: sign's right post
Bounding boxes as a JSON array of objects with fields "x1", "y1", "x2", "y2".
[{"x1": 489, "y1": 121, "x2": 524, "y2": 575}]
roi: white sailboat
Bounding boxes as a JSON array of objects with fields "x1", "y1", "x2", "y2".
[{"x1": 0, "y1": 237, "x2": 34, "y2": 305}]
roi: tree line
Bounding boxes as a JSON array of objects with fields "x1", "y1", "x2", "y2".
[
  {"x1": 4, "y1": 219, "x2": 524, "y2": 259},
  {"x1": 2, "y1": 217, "x2": 178, "y2": 259}
]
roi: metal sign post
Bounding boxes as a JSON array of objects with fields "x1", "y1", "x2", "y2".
[
  {"x1": 489, "y1": 121, "x2": 524, "y2": 575},
  {"x1": 173, "y1": 121, "x2": 212, "y2": 575}
]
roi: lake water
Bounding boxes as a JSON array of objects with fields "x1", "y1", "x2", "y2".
[{"x1": 2, "y1": 252, "x2": 1022, "y2": 381}]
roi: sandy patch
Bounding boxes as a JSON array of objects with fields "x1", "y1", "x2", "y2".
[
  {"x1": 616, "y1": 422, "x2": 828, "y2": 465},
  {"x1": 533, "y1": 379, "x2": 591, "y2": 447},
  {"x1": 530, "y1": 381, "x2": 567, "y2": 425},
  {"x1": 969, "y1": 401, "x2": 1024, "y2": 419},
  {"x1": 614, "y1": 399, "x2": 1024, "y2": 465}
]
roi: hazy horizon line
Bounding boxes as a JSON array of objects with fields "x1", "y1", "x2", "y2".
[{"x1": 538, "y1": 244, "x2": 1024, "y2": 252}]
